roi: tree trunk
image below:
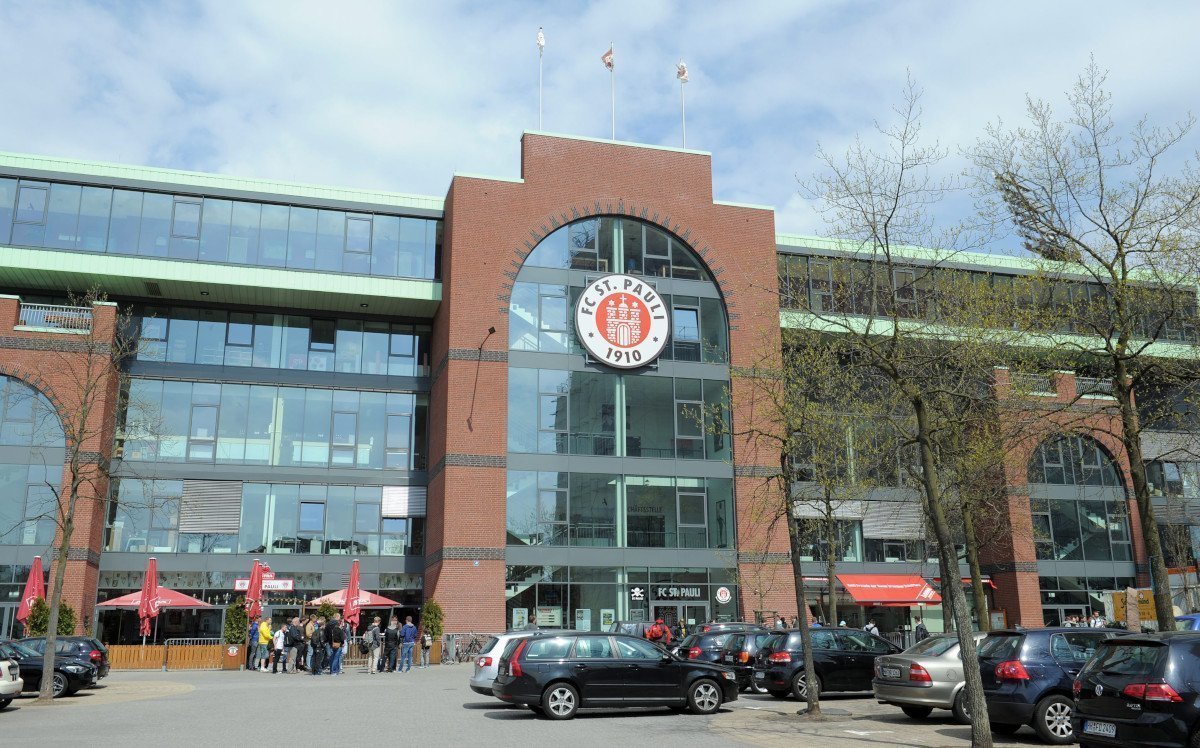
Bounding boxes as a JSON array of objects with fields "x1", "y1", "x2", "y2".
[
  {"x1": 39, "y1": 478, "x2": 77, "y2": 702},
  {"x1": 913, "y1": 397, "x2": 991, "y2": 748},
  {"x1": 961, "y1": 501, "x2": 990, "y2": 632},
  {"x1": 824, "y1": 494, "x2": 838, "y2": 627},
  {"x1": 786, "y1": 508, "x2": 822, "y2": 717},
  {"x1": 1113, "y1": 364, "x2": 1176, "y2": 631}
]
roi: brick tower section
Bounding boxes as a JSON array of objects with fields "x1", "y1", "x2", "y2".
[
  {"x1": 426, "y1": 133, "x2": 782, "y2": 633},
  {"x1": 0, "y1": 295, "x2": 120, "y2": 633},
  {"x1": 987, "y1": 368, "x2": 1147, "y2": 628}
]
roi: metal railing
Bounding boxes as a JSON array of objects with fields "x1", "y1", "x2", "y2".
[
  {"x1": 443, "y1": 632, "x2": 500, "y2": 664},
  {"x1": 18, "y1": 302, "x2": 92, "y2": 331},
  {"x1": 1076, "y1": 376, "x2": 1115, "y2": 397},
  {"x1": 1010, "y1": 371, "x2": 1055, "y2": 395}
]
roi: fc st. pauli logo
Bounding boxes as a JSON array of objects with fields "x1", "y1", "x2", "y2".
[{"x1": 575, "y1": 274, "x2": 670, "y2": 368}]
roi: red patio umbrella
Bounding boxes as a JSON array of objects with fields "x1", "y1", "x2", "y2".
[
  {"x1": 137, "y1": 557, "x2": 160, "y2": 639},
  {"x1": 244, "y1": 559, "x2": 266, "y2": 621},
  {"x1": 309, "y1": 588, "x2": 401, "y2": 608},
  {"x1": 15, "y1": 555, "x2": 45, "y2": 627},
  {"x1": 97, "y1": 587, "x2": 213, "y2": 608},
  {"x1": 343, "y1": 559, "x2": 362, "y2": 630}
]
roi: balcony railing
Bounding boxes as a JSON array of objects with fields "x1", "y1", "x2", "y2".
[
  {"x1": 1076, "y1": 376, "x2": 1115, "y2": 398},
  {"x1": 1010, "y1": 371, "x2": 1055, "y2": 395},
  {"x1": 18, "y1": 303, "x2": 92, "y2": 332}
]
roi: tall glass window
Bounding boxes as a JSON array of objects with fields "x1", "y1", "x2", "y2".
[{"x1": 1028, "y1": 435, "x2": 1131, "y2": 561}]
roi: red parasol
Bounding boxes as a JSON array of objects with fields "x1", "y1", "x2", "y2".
[
  {"x1": 244, "y1": 559, "x2": 267, "y2": 621},
  {"x1": 15, "y1": 555, "x2": 45, "y2": 625},
  {"x1": 343, "y1": 559, "x2": 362, "y2": 629},
  {"x1": 97, "y1": 587, "x2": 213, "y2": 608},
  {"x1": 309, "y1": 588, "x2": 401, "y2": 608},
  {"x1": 137, "y1": 557, "x2": 160, "y2": 637}
]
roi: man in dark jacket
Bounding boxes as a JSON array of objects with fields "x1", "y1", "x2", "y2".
[
  {"x1": 913, "y1": 616, "x2": 930, "y2": 643},
  {"x1": 325, "y1": 612, "x2": 347, "y2": 675},
  {"x1": 309, "y1": 617, "x2": 325, "y2": 676},
  {"x1": 382, "y1": 616, "x2": 401, "y2": 672}
]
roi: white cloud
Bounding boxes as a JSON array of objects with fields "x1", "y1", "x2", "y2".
[{"x1": 1, "y1": 0, "x2": 1198, "y2": 250}]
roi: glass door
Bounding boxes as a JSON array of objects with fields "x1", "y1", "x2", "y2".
[{"x1": 683, "y1": 604, "x2": 708, "y2": 634}]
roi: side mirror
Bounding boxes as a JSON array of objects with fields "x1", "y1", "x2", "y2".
[{"x1": 661, "y1": 653, "x2": 673, "y2": 663}]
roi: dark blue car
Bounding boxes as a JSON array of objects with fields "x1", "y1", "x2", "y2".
[
  {"x1": 978, "y1": 627, "x2": 1130, "y2": 744},
  {"x1": 1174, "y1": 614, "x2": 1200, "y2": 631}
]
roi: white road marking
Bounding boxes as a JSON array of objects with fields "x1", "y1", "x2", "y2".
[{"x1": 844, "y1": 730, "x2": 895, "y2": 736}]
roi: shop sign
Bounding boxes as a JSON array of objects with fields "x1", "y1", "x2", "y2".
[
  {"x1": 536, "y1": 606, "x2": 563, "y2": 626},
  {"x1": 629, "y1": 586, "x2": 646, "y2": 601},
  {"x1": 512, "y1": 608, "x2": 529, "y2": 630},
  {"x1": 575, "y1": 274, "x2": 670, "y2": 369},
  {"x1": 655, "y1": 586, "x2": 703, "y2": 601},
  {"x1": 234, "y1": 577, "x2": 294, "y2": 591},
  {"x1": 715, "y1": 586, "x2": 732, "y2": 605}
]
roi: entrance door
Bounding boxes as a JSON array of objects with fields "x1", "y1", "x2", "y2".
[{"x1": 683, "y1": 605, "x2": 708, "y2": 631}]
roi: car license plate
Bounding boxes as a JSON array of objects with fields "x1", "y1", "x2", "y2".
[
  {"x1": 1083, "y1": 721, "x2": 1116, "y2": 738},
  {"x1": 754, "y1": 671, "x2": 765, "y2": 680},
  {"x1": 881, "y1": 666, "x2": 901, "y2": 679}
]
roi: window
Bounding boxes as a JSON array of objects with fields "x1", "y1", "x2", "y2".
[
  {"x1": 15, "y1": 184, "x2": 48, "y2": 223},
  {"x1": 839, "y1": 630, "x2": 891, "y2": 653},
  {"x1": 672, "y1": 305, "x2": 701, "y2": 361},
  {"x1": 615, "y1": 637, "x2": 662, "y2": 659},
  {"x1": 299, "y1": 502, "x2": 325, "y2": 533},
  {"x1": 525, "y1": 637, "x2": 573, "y2": 660},
  {"x1": 571, "y1": 636, "x2": 615, "y2": 659},
  {"x1": 172, "y1": 200, "x2": 201, "y2": 238}
]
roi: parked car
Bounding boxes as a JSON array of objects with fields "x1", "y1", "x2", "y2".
[
  {"x1": 753, "y1": 628, "x2": 901, "y2": 700},
  {"x1": 0, "y1": 640, "x2": 97, "y2": 697},
  {"x1": 19, "y1": 636, "x2": 110, "y2": 679},
  {"x1": 0, "y1": 656, "x2": 22, "y2": 709},
  {"x1": 1173, "y1": 614, "x2": 1200, "y2": 631},
  {"x1": 979, "y1": 626, "x2": 1129, "y2": 744},
  {"x1": 720, "y1": 630, "x2": 775, "y2": 693},
  {"x1": 675, "y1": 631, "x2": 740, "y2": 663},
  {"x1": 492, "y1": 632, "x2": 739, "y2": 720},
  {"x1": 468, "y1": 629, "x2": 572, "y2": 696},
  {"x1": 873, "y1": 632, "x2": 987, "y2": 723},
  {"x1": 1072, "y1": 631, "x2": 1200, "y2": 747},
  {"x1": 694, "y1": 622, "x2": 768, "y2": 636}
]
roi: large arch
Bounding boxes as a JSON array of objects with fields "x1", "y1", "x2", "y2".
[{"x1": 502, "y1": 215, "x2": 738, "y2": 629}]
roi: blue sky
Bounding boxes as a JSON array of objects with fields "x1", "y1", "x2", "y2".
[{"x1": 2, "y1": 0, "x2": 1199, "y2": 247}]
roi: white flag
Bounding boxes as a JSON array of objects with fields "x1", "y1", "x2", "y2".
[
  {"x1": 601, "y1": 46, "x2": 614, "y2": 71},
  {"x1": 537, "y1": 27, "x2": 545, "y2": 53},
  {"x1": 676, "y1": 59, "x2": 689, "y2": 83}
]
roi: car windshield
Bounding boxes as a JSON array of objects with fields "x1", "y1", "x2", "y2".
[
  {"x1": 679, "y1": 635, "x2": 700, "y2": 649},
  {"x1": 905, "y1": 636, "x2": 959, "y2": 657},
  {"x1": 977, "y1": 634, "x2": 1023, "y2": 660},
  {"x1": 704, "y1": 633, "x2": 732, "y2": 648},
  {"x1": 0, "y1": 641, "x2": 39, "y2": 658},
  {"x1": 1081, "y1": 641, "x2": 1164, "y2": 678},
  {"x1": 479, "y1": 636, "x2": 500, "y2": 655}
]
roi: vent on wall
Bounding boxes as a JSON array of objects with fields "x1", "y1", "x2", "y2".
[{"x1": 144, "y1": 281, "x2": 163, "y2": 297}]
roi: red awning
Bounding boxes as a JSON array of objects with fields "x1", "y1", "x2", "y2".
[
  {"x1": 97, "y1": 587, "x2": 212, "y2": 608},
  {"x1": 836, "y1": 574, "x2": 942, "y2": 606},
  {"x1": 932, "y1": 576, "x2": 997, "y2": 589}
]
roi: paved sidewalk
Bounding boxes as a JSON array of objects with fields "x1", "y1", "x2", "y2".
[{"x1": 2, "y1": 663, "x2": 1045, "y2": 747}]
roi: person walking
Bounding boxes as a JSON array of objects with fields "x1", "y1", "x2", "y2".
[
  {"x1": 284, "y1": 616, "x2": 302, "y2": 673},
  {"x1": 399, "y1": 615, "x2": 418, "y2": 673},
  {"x1": 646, "y1": 618, "x2": 671, "y2": 646},
  {"x1": 864, "y1": 618, "x2": 879, "y2": 636},
  {"x1": 245, "y1": 617, "x2": 259, "y2": 671},
  {"x1": 271, "y1": 623, "x2": 286, "y2": 673},
  {"x1": 419, "y1": 626, "x2": 432, "y2": 669},
  {"x1": 383, "y1": 616, "x2": 401, "y2": 672},
  {"x1": 256, "y1": 616, "x2": 273, "y2": 672},
  {"x1": 326, "y1": 612, "x2": 346, "y2": 675},
  {"x1": 914, "y1": 616, "x2": 929, "y2": 643},
  {"x1": 365, "y1": 616, "x2": 383, "y2": 674},
  {"x1": 309, "y1": 616, "x2": 325, "y2": 676}
]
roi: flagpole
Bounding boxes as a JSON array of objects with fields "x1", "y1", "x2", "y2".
[
  {"x1": 680, "y1": 78, "x2": 687, "y2": 148},
  {"x1": 610, "y1": 41, "x2": 616, "y2": 140},
  {"x1": 539, "y1": 47, "x2": 544, "y2": 129}
]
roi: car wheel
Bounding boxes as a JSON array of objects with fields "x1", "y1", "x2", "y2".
[
  {"x1": 990, "y1": 722, "x2": 1021, "y2": 735},
  {"x1": 951, "y1": 689, "x2": 970, "y2": 725},
  {"x1": 1191, "y1": 730, "x2": 1200, "y2": 748},
  {"x1": 791, "y1": 671, "x2": 822, "y2": 701},
  {"x1": 688, "y1": 679, "x2": 723, "y2": 715},
  {"x1": 542, "y1": 683, "x2": 578, "y2": 720},
  {"x1": 0, "y1": 697, "x2": 11, "y2": 710},
  {"x1": 767, "y1": 689, "x2": 789, "y2": 699},
  {"x1": 901, "y1": 705, "x2": 933, "y2": 719},
  {"x1": 1033, "y1": 694, "x2": 1074, "y2": 744},
  {"x1": 51, "y1": 673, "x2": 68, "y2": 698}
]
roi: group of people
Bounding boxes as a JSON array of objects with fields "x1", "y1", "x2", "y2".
[
  {"x1": 1064, "y1": 611, "x2": 1109, "y2": 628},
  {"x1": 247, "y1": 611, "x2": 431, "y2": 675}
]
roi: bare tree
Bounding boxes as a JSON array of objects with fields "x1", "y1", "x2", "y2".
[{"x1": 971, "y1": 60, "x2": 1200, "y2": 630}]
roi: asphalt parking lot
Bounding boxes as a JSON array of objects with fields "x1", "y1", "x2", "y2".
[{"x1": 1, "y1": 663, "x2": 1055, "y2": 747}]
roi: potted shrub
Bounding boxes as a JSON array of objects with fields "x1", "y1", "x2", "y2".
[
  {"x1": 222, "y1": 597, "x2": 248, "y2": 670},
  {"x1": 422, "y1": 599, "x2": 444, "y2": 665}
]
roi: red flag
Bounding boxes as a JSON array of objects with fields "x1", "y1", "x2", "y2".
[
  {"x1": 16, "y1": 555, "x2": 45, "y2": 625},
  {"x1": 343, "y1": 559, "x2": 362, "y2": 629},
  {"x1": 601, "y1": 46, "x2": 614, "y2": 71},
  {"x1": 137, "y1": 557, "x2": 160, "y2": 637},
  {"x1": 244, "y1": 559, "x2": 265, "y2": 621}
]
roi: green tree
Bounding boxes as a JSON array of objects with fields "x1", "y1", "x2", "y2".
[
  {"x1": 316, "y1": 602, "x2": 338, "y2": 621},
  {"x1": 421, "y1": 599, "x2": 444, "y2": 640},
  {"x1": 25, "y1": 598, "x2": 76, "y2": 637},
  {"x1": 224, "y1": 596, "x2": 248, "y2": 645}
]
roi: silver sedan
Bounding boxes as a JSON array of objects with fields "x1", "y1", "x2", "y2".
[{"x1": 872, "y1": 632, "x2": 986, "y2": 724}]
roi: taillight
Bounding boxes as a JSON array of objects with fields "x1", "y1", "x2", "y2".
[
  {"x1": 476, "y1": 656, "x2": 492, "y2": 668},
  {"x1": 909, "y1": 663, "x2": 932, "y2": 683},
  {"x1": 994, "y1": 661, "x2": 1030, "y2": 681},
  {"x1": 89, "y1": 650, "x2": 103, "y2": 662},
  {"x1": 700, "y1": 625, "x2": 711, "y2": 633},
  {"x1": 738, "y1": 651, "x2": 750, "y2": 664},
  {"x1": 1072, "y1": 679, "x2": 1081, "y2": 697},
  {"x1": 687, "y1": 647, "x2": 702, "y2": 660},
  {"x1": 767, "y1": 652, "x2": 792, "y2": 663},
  {"x1": 1123, "y1": 682, "x2": 1183, "y2": 702},
  {"x1": 509, "y1": 641, "x2": 527, "y2": 677}
]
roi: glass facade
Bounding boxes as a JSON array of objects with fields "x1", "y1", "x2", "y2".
[
  {"x1": 0, "y1": 177, "x2": 441, "y2": 279},
  {"x1": 121, "y1": 379, "x2": 428, "y2": 470},
  {"x1": 134, "y1": 306, "x2": 431, "y2": 376},
  {"x1": 1028, "y1": 435, "x2": 1132, "y2": 562},
  {"x1": 0, "y1": 375, "x2": 63, "y2": 547},
  {"x1": 104, "y1": 480, "x2": 424, "y2": 556}
]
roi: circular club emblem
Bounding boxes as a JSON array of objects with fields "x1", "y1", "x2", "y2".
[
  {"x1": 227, "y1": 646, "x2": 238, "y2": 657},
  {"x1": 715, "y1": 586, "x2": 732, "y2": 605},
  {"x1": 575, "y1": 274, "x2": 670, "y2": 368}
]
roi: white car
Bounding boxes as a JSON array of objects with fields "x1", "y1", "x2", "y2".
[
  {"x1": 0, "y1": 658, "x2": 23, "y2": 709},
  {"x1": 468, "y1": 630, "x2": 573, "y2": 696}
]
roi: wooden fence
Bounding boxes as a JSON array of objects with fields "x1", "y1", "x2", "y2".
[
  {"x1": 108, "y1": 639, "x2": 226, "y2": 670},
  {"x1": 108, "y1": 645, "x2": 167, "y2": 670}
]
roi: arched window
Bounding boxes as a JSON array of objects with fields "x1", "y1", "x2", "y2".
[
  {"x1": 0, "y1": 374, "x2": 65, "y2": 547},
  {"x1": 1027, "y1": 434, "x2": 1130, "y2": 562}
]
